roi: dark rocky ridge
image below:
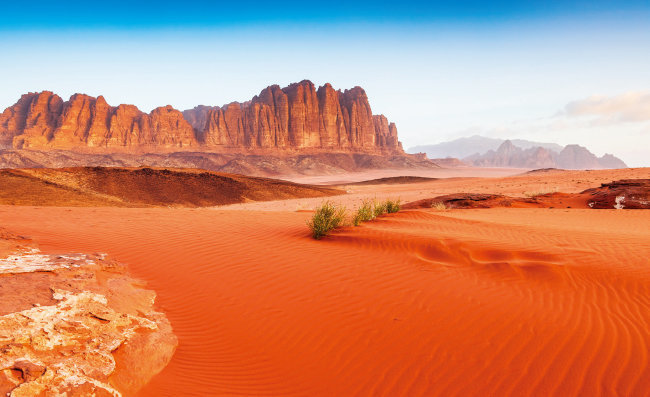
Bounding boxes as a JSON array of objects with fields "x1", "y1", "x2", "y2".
[
  {"x1": 582, "y1": 179, "x2": 650, "y2": 209},
  {"x1": 0, "y1": 167, "x2": 344, "y2": 207},
  {"x1": 0, "y1": 149, "x2": 437, "y2": 177}
]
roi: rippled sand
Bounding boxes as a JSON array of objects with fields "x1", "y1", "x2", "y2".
[{"x1": 1, "y1": 167, "x2": 649, "y2": 396}]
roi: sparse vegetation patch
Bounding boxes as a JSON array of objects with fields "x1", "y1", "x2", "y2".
[
  {"x1": 307, "y1": 201, "x2": 347, "y2": 239},
  {"x1": 309, "y1": 198, "x2": 402, "y2": 239},
  {"x1": 385, "y1": 198, "x2": 401, "y2": 213},
  {"x1": 353, "y1": 198, "x2": 401, "y2": 226},
  {"x1": 431, "y1": 201, "x2": 449, "y2": 211},
  {"x1": 373, "y1": 200, "x2": 388, "y2": 218},
  {"x1": 353, "y1": 200, "x2": 375, "y2": 226},
  {"x1": 524, "y1": 187, "x2": 558, "y2": 198}
]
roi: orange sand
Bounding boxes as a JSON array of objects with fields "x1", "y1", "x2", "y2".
[{"x1": 1, "y1": 168, "x2": 650, "y2": 396}]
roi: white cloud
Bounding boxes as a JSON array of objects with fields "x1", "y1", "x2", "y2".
[
  {"x1": 435, "y1": 93, "x2": 650, "y2": 167},
  {"x1": 560, "y1": 91, "x2": 650, "y2": 124}
]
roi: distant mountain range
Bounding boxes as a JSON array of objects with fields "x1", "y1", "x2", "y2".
[
  {"x1": 409, "y1": 136, "x2": 563, "y2": 159},
  {"x1": 409, "y1": 136, "x2": 627, "y2": 169}
]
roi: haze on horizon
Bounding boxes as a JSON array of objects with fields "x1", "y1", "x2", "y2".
[{"x1": 1, "y1": 0, "x2": 649, "y2": 166}]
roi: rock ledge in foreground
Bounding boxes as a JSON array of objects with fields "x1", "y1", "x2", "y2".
[{"x1": 0, "y1": 241, "x2": 177, "y2": 396}]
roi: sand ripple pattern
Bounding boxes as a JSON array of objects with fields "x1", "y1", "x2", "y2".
[{"x1": 0, "y1": 206, "x2": 649, "y2": 396}]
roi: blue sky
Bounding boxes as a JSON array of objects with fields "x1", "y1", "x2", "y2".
[
  {"x1": 1, "y1": 1, "x2": 649, "y2": 165},
  {"x1": 2, "y1": 1, "x2": 649, "y2": 27}
]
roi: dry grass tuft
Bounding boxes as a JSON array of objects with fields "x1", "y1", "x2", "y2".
[
  {"x1": 523, "y1": 187, "x2": 559, "y2": 198},
  {"x1": 385, "y1": 198, "x2": 401, "y2": 213},
  {"x1": 353, "y1": 200, "x2": 375, "y2": 226},
  {"x1": 431, "y1": 201, "x2": 449, "y2": 211},
  {"x1": 373, "y1": 200, "x2": 388, "y2": 218},
  {"x1": 307, "y1": 202, "x2": 347, "y2": 239},
  {"x1": 310, "y1": 198, "x2": 402, "y2": 238},
  {"x1": 353, "y1": 198, "x2": 401, "y2": 226}
]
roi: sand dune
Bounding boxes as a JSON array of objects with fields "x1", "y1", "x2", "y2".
[
  {"x1": 0, "y1": 167, "x2": 341, "y2": 207},
  {"x1": 1, "y1": 200, "x2": 649, "y2": 396},
  {"x1": 1, "y1": 168, "x2": 649, "y2": 395}
]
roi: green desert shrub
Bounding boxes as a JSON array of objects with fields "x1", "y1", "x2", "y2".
[
  {"x1": 373, "y1": 199, "x2": 388, "y2": 218},
  {"x1": 353, "y1": 200, "x2": 375, "y2": 226},
  {"x1": 385, "y1": 198, "x2": 401, "y2": 213},
  {"x1": 307, "y1": 201, "x2": 347, "y2": 239},
  {"x1": 353, "y1": 198, "x2": 401, "y2": 226}
]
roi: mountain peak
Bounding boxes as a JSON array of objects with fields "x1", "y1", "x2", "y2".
[{"x1": 497, "y1": 140, "x2": 515, "y2": 150}]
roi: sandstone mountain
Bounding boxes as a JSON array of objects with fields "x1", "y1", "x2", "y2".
[
  {"x1": 183, "y1": 81, "x2": 400, "y2": 152},
  {"x1": 464, "y1": 140, "x2": 627, "y2": 169},
  {"x1": 0, "y1": 80, "x2": 401, "y2": 154}
]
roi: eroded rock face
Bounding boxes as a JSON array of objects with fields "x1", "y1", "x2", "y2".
[
  {"x1": 0, "y1": 92, "x2": 197, "y2": 152},
  {"x1": 184, "y1": 81, "x2": 402, "y2": 152},
  {"x1": 1, "y1": 81, "x2": 403, "y2": 154},
  {"x1": 582, "y1": 179, "x2": 650, "y2": 209},
  {"x1": 0, "y1": 242, "x2": 177, "y2": 396}
]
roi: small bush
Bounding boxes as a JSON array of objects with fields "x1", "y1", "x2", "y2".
[
  {"x1": 373, "y1": 200, "x2": 388, "y2": 218},
  {"x1": 353, "y1": 200, "x2": 375, "y2": 226},
  {"x1": 431, "y1": 201, "x2": 448, "y2": 211},
  {"x1": 352, "y1": 198, "x2": 401, "y2": 226},
  {"x1": 307, "y1": 201, "x2": 347, "y2": 239},
  {"x1": 385, "y1": 198, "x2": 401, "y2": 213}
]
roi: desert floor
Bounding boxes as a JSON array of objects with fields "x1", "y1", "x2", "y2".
[{"x1": 1, "y1": 167, "x2": 649, "y2": 396}]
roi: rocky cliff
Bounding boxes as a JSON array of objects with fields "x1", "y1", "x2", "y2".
[
  {"x1": 0, "y1": 81, "x2": 402, "y2": 154},
  {"x1": 465, "y1": 141, "x2": 627, "y2": 169},
  {"x1": 183, "y1": 81, "x2": 400, "y2": 151},
  {"x1": 0, "y1": 232, "x2": 177, "y2": 396}
]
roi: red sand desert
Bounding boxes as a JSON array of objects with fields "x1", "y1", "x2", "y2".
[{"x1": 1, "y1": 167, "x2": 650, "y2": 396}]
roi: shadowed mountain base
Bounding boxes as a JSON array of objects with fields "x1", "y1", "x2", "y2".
[{"x1": 0, "y1": 150, "x2": 438, "y2": 177}]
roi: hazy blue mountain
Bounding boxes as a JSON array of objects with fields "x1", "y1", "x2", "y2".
[
  {"x1": 408, "y1": 135, "x2": 564, "y2": 159},
  {"x1": 459, "y1": 140, "x2": 627, "y2": 169}
]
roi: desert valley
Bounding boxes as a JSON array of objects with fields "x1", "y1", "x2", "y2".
[
  {"x1": 2, "y1": 2, "x2": 650, "y2": 395},
  {"x1": 1, "y1": 81, "x2": 650, "y2": 395}
]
